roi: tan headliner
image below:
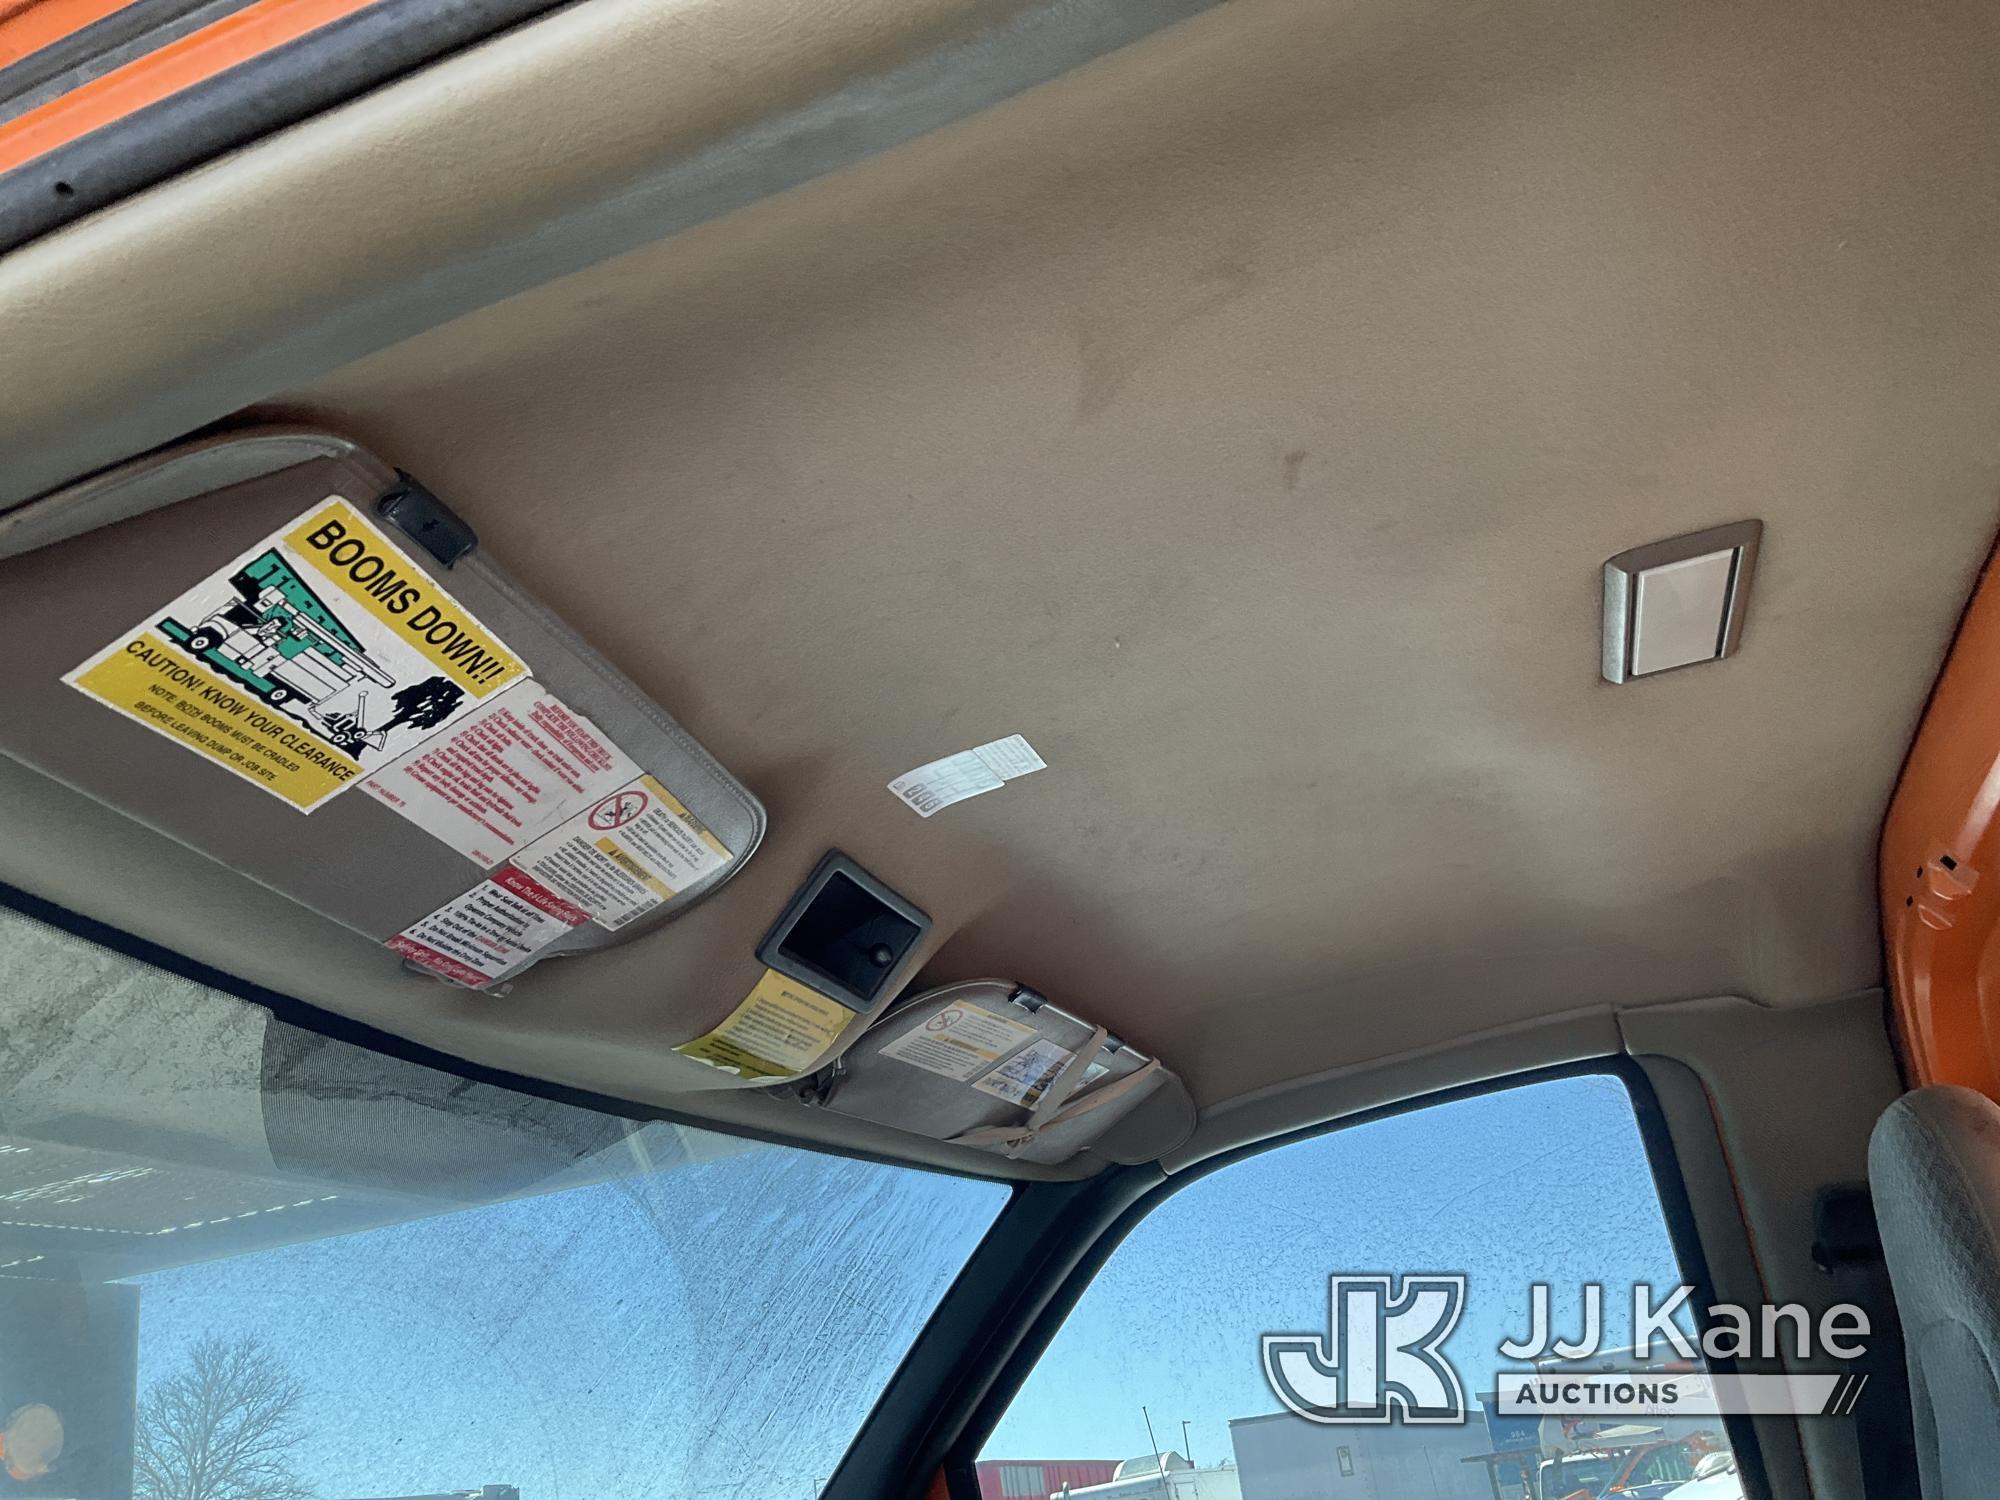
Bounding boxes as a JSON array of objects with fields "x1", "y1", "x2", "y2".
[{"x1": 6, "y1": 0, "x2": 2000, "y2": 1160}]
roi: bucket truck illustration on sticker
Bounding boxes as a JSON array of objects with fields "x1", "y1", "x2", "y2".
[
  {"x1": 67, "y1": 495, "x2": 527, "y2": 811},
  {"x1": 158, "y1": 548, "x2": 465, "y2": 759}
]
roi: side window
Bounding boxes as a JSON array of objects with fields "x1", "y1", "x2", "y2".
[{"x1": 979, "y1": 1072, "x2": 1746, "y2": 1500}]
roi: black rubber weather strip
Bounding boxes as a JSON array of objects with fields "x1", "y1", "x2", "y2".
[{"x1": 0, "y1": 0, "x2": 575, "y2": 253}]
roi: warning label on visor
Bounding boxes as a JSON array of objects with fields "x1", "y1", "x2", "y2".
[
  {"x1": 65, "y1": 496, "x2": 528, "y2": 812},
  {"x1": 387, "y1": 867, "x2": 590, "y2": 987},
  {"x1": 675, "y1": 969, "x2": 851, "y2": 1079},
  {"x1": 363, "y1": 681, "x2": 644, "y2": 868},
  {"x1": 511, "y1": 775, "x2": 731, "y2": 930}
]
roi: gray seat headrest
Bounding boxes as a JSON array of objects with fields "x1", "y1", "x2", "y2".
[{"x1": 1867, "y1": 1086, "x2": 2000, "y2": 1500}]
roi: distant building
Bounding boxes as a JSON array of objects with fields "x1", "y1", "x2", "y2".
[
  {"x1": 977, "y1": 1458, "x2": 1121, "y2": 1499},
  {"x1": 1230, "y1": 1411, "x2": 1498, "y2": 1500},
  {"x1": 1470, "y1": 1394, "x2": 1540, "y2": 1500}
]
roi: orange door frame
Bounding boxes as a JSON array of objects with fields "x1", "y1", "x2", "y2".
[{"x1": 1882, "y1": 541, "x2": 2000, "y2": 1099}]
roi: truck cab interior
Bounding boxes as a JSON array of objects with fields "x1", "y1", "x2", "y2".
[{"x1": 4, "y1": 2, "x2": 2000, "y2": 1499}]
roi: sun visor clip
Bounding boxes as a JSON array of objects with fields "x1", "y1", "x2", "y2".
[
  {"x1": 377, "y1": 472, "x2": 479, "y2": 568},
  {"x1": 795, "y1": 1055, "x2": 848, "y2": 1109}
]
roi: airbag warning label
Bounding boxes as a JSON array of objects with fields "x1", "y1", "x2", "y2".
[
  {"x1": 65, "y1": 496, "x2": 527, "y2": 811},
  {"x1": 387, "y1": 866, "x2": 590, "y2": 987},
  {"x1": 511, "y1": 775, "x2": 731, "y2": 929}
]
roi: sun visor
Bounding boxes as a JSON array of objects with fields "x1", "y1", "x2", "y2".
[
  {"x1": 775, "y1": 979, "x2": 1195, "y2": 1165},
  {"x1": 0, "y1": 429, "x2": 764, "y2": 991}
]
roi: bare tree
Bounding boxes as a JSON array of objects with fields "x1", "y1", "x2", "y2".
[{"x1": 133, "y1": 1335, "x2": 312, "y2": 1500}]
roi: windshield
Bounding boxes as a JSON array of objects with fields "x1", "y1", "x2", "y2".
[{"x1": 0, "y1": 903, "x2": 1008, "y2": 1499}]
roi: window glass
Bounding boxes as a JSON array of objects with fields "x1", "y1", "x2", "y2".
[
  {"x1": 0, "y1": 905, "x2": 1007, "y2": 1500},
  {"x1": 1634, "y1": 1446, "x2": 1694, "y2": 1483},
  {"x1": 981, "y1": 1073, "x2": 1743, "y2": 1500}
]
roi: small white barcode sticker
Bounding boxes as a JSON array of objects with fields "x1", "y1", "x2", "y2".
[{"x1": 888, "y1": 734, "x2": 1046, "y2": 818}]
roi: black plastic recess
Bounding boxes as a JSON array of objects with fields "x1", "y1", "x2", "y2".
[{"x1": 756, "y1": 852, "x2": 930, "y2": 1012}]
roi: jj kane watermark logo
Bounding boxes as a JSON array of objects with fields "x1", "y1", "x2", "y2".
[
  {"x1": 1262, "y1": 1277, "x2": 1872, "y2": 1425},
  {"x1": 1262, "y1": 1275, "x2": 1468, "y2": 1425}
]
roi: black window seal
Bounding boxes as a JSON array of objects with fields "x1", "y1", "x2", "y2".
[
  {"x1": 0, "y1": 0, "x2": 257, "y2": 128},
  {"x1": 0, "y1": 0, "x2": 577, "y2": 255}
]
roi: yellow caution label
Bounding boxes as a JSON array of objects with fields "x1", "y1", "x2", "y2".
[
  {"x1": 280, "y1": 500, "x2": 524, "y2": 695},
  {"x1": 71, "y1": 631, "x2": 363, "y2": 807},
  {"x1": 645, "y1": 777, "x2": 732, "y2": 860},
  {"x1": 64, "y1": 495, "x2": 529, "y2": 812},
  {"x1": 512, "y1": 773, "x2": 732, "y2": 929},
  {"x1": 595, "y1": 838, "x2": 675, "y2": 901},
  {"x1": 675, "y1": 969, "x2": 853, "y2": 1080}
]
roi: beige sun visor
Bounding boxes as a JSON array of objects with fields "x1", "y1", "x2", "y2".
[
  {"x1": 0, "y1": 429, "x2": 765, "y2": 995},
  {"x1": 778, "y1": 979, "x2": 1195, "y2": 1166}
]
